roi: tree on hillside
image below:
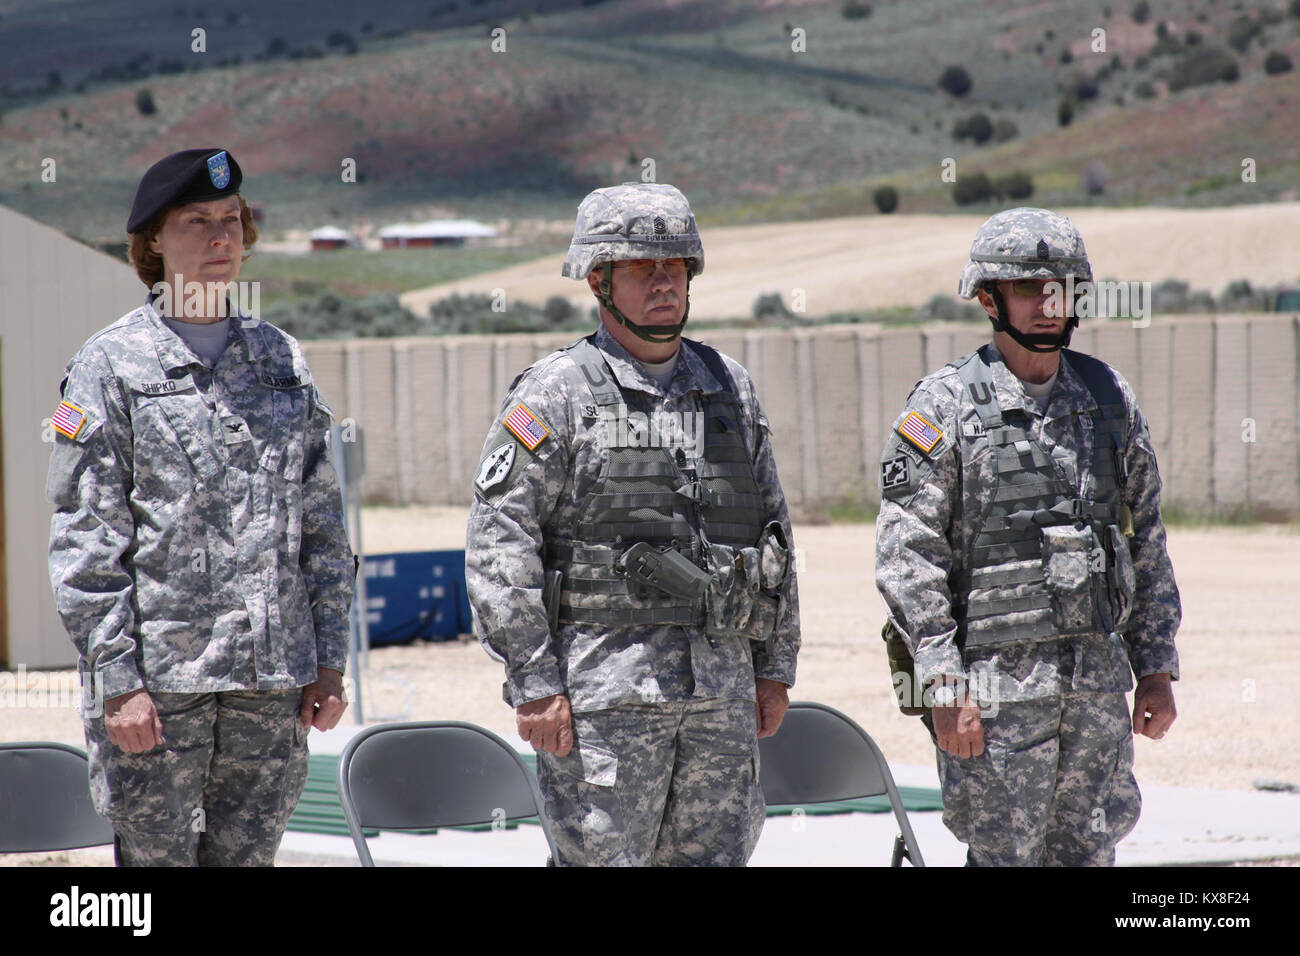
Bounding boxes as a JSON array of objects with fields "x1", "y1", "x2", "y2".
[
  {"x1": 1057, "y1": 96, "x2": 1075, "y2": 126},
  {"x1": 135, "y1": 88, "x2": 157, "y2": 116},
  {"x1": 1131, "y1": 1, "x2": 1151, "y2": 25},
  {"x1": 873, "y1": 185, "x2": 899, "y2": 214},
  {"x1": 939, "y1": 65, "x2": 973, "y2": 97},
  {"x1": 841, "y1": 1, "x2": 872, "y2": 19}
]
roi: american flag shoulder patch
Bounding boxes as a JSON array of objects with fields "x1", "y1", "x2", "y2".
[
  {"x1": 502, "y1": 403, "x2": 550, "y2": 451},
  {"x1": 51, "y1": 400, "x2": 88, "y2": 441},
  {"x1": 897, "y1": 411, "x2": 943, "y2": 454}
]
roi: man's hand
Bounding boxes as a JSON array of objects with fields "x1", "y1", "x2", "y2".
[
  {"x1": 1133, "y1": 672, "x2": 1176, "y2": 740},
  {"x1": 105, "y1": 688, "x2": 164, "y2": 753},
  {"x1": 517, "y1": 693, "x2": 573, "y2": 757},
  {"x1": 932, "y1": 685, "x2": 985, "y2": 758},
  {"x1": 300, "y1": 667, "x2": 348, "y2": 731},
  {"x1": 755, "y1": 677, "x2": 790, "y2": 738}
]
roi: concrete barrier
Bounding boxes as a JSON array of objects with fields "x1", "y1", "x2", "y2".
[{"x1": 301, "y1": 314, "x2": 1300, "y2": 520}]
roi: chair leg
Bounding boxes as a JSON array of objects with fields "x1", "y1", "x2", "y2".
[{"x1": 891, "y1": 833, "x2": 908, "y2": 867}]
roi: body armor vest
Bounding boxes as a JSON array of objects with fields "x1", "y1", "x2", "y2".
[
  {"x1": 951, "y1": 345, "x2": 1136, "y2": 650},
  {"x1": 548, "y1": 336, "x2": 769, "y2": 628}
]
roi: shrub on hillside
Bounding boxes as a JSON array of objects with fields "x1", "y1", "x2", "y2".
[
  {"x1": 1165, "y1": 47, "x2": 1239, "y2": 91},
  {"x1": 841, "y1": 1, "x2": 872, "y2": 19},
  {"x1": 952, "y1": 112, "x2": 993, "y2": 144},
  {"x1": 939, "y1": 65, "x2": 973, "y2": 97},
  {"x1": 1265, "y1": 50, "x2": 1293, "y2": 75},
  {"x1": 993, "y1": 118, "x2": 1019, "y2": 142},
  {"x1": 135, "y1": 88, "x2": 157, "y2": 115},
  {"x1": 873, "y1": 185, "x2": 899, "y2": 214},
  {"x1": 953, "y1": 172, "x2": 992, "y2": 205},
  {"x1": 993, "y1": 171, "x2": 1034, "y2": 200}
]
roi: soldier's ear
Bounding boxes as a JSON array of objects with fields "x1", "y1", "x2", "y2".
[
  {"x1": 586, "y1": 271, "x2": 601, "y2": 295},
  {"x1": 976, "y1": 286, "x2": 998, "y2": 319}
]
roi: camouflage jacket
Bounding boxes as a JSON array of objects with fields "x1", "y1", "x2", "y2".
[
  {"x1": 47, "y1": 298, "x2": 354, "y2": 699},
  {"x1": 875, "y1": 341, "x2": 1180, "y2": 703},
  {"x1": 466, "y1": 324, "x2": 800, "y2": 713}
]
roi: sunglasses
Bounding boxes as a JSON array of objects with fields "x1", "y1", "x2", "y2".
[
  {"x1": 1005, "y1": 279, "x2": 1064, "y2": 297},
  {"x1": 611, "y1": 259, "x2": 689, "y2": 281}
]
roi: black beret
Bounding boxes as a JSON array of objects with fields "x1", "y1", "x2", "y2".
[{"x1": 127, "y1": 148, "x2": 243, "y2": 233}]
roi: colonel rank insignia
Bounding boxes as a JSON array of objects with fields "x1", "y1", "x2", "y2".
[
  {"x1": 897, "y1": 411, "x2": 943, "y2": 454},
  {"x1": 502, "y1": 403, "x2": 549, "y2": 451}
]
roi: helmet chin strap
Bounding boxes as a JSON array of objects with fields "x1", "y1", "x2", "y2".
[
  {"x1": 597, "y1": 262, "x2": 690, "y2": 344},
  {"x1": 988, "y1": 285, "x2": 1078, "y2": 353}
]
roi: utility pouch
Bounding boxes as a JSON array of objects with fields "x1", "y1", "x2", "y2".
[
  {"x1": 542, "y1": 569, "x2": 563, "y2": 635},
  {"x1": 882, "y1": 619, "x2": 925, "y2": 717},
  {"x1": 1040, "y1": 524, "x2": 1097, "y2": 633},
  {"x1": 1104, "y1": 524, "x2": 1136, "y2": 633},
  {"x1": 618, "y1": 542, "x2": 711, "y2": 602},
  {"x1": 704, "y1": 544, "x2": 775, "y2": 643},
  {"x1": 757, "y1": 521, "x2": 791, "y2": 591}
]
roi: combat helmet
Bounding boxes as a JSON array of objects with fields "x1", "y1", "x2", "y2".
[
  {"x1": 958, "y1": 206, "x2": 1093, "y2": 353},
  {"x1": 562, "y1": 182, "x2": 704, "y2": 343}
]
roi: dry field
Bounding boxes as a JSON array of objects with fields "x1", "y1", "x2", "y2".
[{"x1": 400, "y1": 202, "x2": 1300, "y2": 319}]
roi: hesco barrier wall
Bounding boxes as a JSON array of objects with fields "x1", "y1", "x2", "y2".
[{"x1": 301, "y1": 314, "x2": 1300, "y2": 521}]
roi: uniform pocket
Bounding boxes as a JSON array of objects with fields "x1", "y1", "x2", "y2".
[{"x1": 1041, "y1": 525, "x2": 1096, "y2": 633}]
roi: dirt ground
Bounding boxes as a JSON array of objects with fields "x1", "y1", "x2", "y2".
[{"x1": 6, "y1": 506, "x2": 1297, "y2": 794}]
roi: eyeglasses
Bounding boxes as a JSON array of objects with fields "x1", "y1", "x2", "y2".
[
  {"x1": 611, "y1": 258, "x2": 689, "y2": 281},
  {"x1": 1005, "y1": 279, "x2": 1063, "y2": 297}
]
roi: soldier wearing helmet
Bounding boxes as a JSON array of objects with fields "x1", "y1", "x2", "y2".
[
  {"x1": 466, "y1": 182, "x2": 800, "y2": 866},
  {"x1": 874, "y1": 207, "x2": 1181, "y2": 866}
]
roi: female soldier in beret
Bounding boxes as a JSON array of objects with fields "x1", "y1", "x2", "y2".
[{"x1": 47, "y1": 148, "x2": 355, "y2": 866}]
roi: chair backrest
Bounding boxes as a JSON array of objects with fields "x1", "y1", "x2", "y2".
[
  {"x1": 758, "y1": 702, "x2": 925, "y2": 866},
  {"x1": 337, "y1": 721, "x2": 558, "y2": 866},
  {"x1": 0, "y1": 742, "x2": 115, "y2": 853},
  {"x1": 759, "y1": 702, "x2": 890, "y2": 805}
]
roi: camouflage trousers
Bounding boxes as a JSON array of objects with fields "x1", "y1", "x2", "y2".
[
  {"x1": 924, "y1": 691, "x2": 1140, "y2": 866},
  {"x1": 83, "y1": 688, "x2": 309, "y2": 867},
  {"x1": 536, "y1": 697, "x2": 764, "y2": 866}
]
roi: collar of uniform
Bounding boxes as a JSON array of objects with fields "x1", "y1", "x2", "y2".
[
  {"x1": 592, "y1": 325, "x2": 726, "y2": 399},
  {"x1": 1043, "y1": 349, "x2": 1100, "y2": 422},
  {"x1": 142, "y1": 293, "x2": 205, "y2": 372}
]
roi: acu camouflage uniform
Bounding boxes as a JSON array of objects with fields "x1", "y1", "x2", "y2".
[
  {"x1": 875, "y1": 208, "x2": 1180, "y2": 866},
  {"x1": 467, "y1": 183, "x2": 800, "y2": 866},
  {"x1": 47, "y1": 297, "x2": 354, "y2": 866}
]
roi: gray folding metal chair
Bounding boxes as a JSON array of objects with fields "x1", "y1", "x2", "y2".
[
  {"x1": 0, "y1": 742, "x2": 115, "y2": 853},
  {"x1": 337, "y1": 720, "x2": 558, "y2": 866},
  {"x1": 759, "y1": 701, "x2": 926, "y2": 866}
]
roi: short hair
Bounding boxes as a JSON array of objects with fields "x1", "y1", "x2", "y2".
[{"x1": 128, "y1": 195, "x2": 259, "y2": 288}]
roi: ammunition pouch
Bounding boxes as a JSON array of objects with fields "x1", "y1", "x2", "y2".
[{"x1": 703, "y1": 521, "x2": 789, "y2": 643}]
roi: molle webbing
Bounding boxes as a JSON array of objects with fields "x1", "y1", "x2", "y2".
[
  {"x1": 950, "y1": 345, "x2": 1129, "y2": 648},
  {"x1": 553, "y1": 336, "x2": 767, "y2": 625}
]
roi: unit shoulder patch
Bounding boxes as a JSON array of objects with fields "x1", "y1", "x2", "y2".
[{"x1": 475, "y1": 442, "x2": 517, "y2": 494}]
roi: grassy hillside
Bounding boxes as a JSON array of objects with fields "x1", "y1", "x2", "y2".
[{"x1": 2, "y1": 0, "x2": 1297, "y2": 251}]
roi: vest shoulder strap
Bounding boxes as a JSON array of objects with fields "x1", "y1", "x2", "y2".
[
  {"x1": 683, "y1": 337, "x2": 736, "y2": 395},
  {"x1": 566, "y1": 334, "x2": 624, "y2": 407},
  {"x1": 1062, "y1": 349, "x2": 1129, "y2": 444},
  {"x1": 951, "y1": 344, "x2": 1003, "y2": 428}
]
